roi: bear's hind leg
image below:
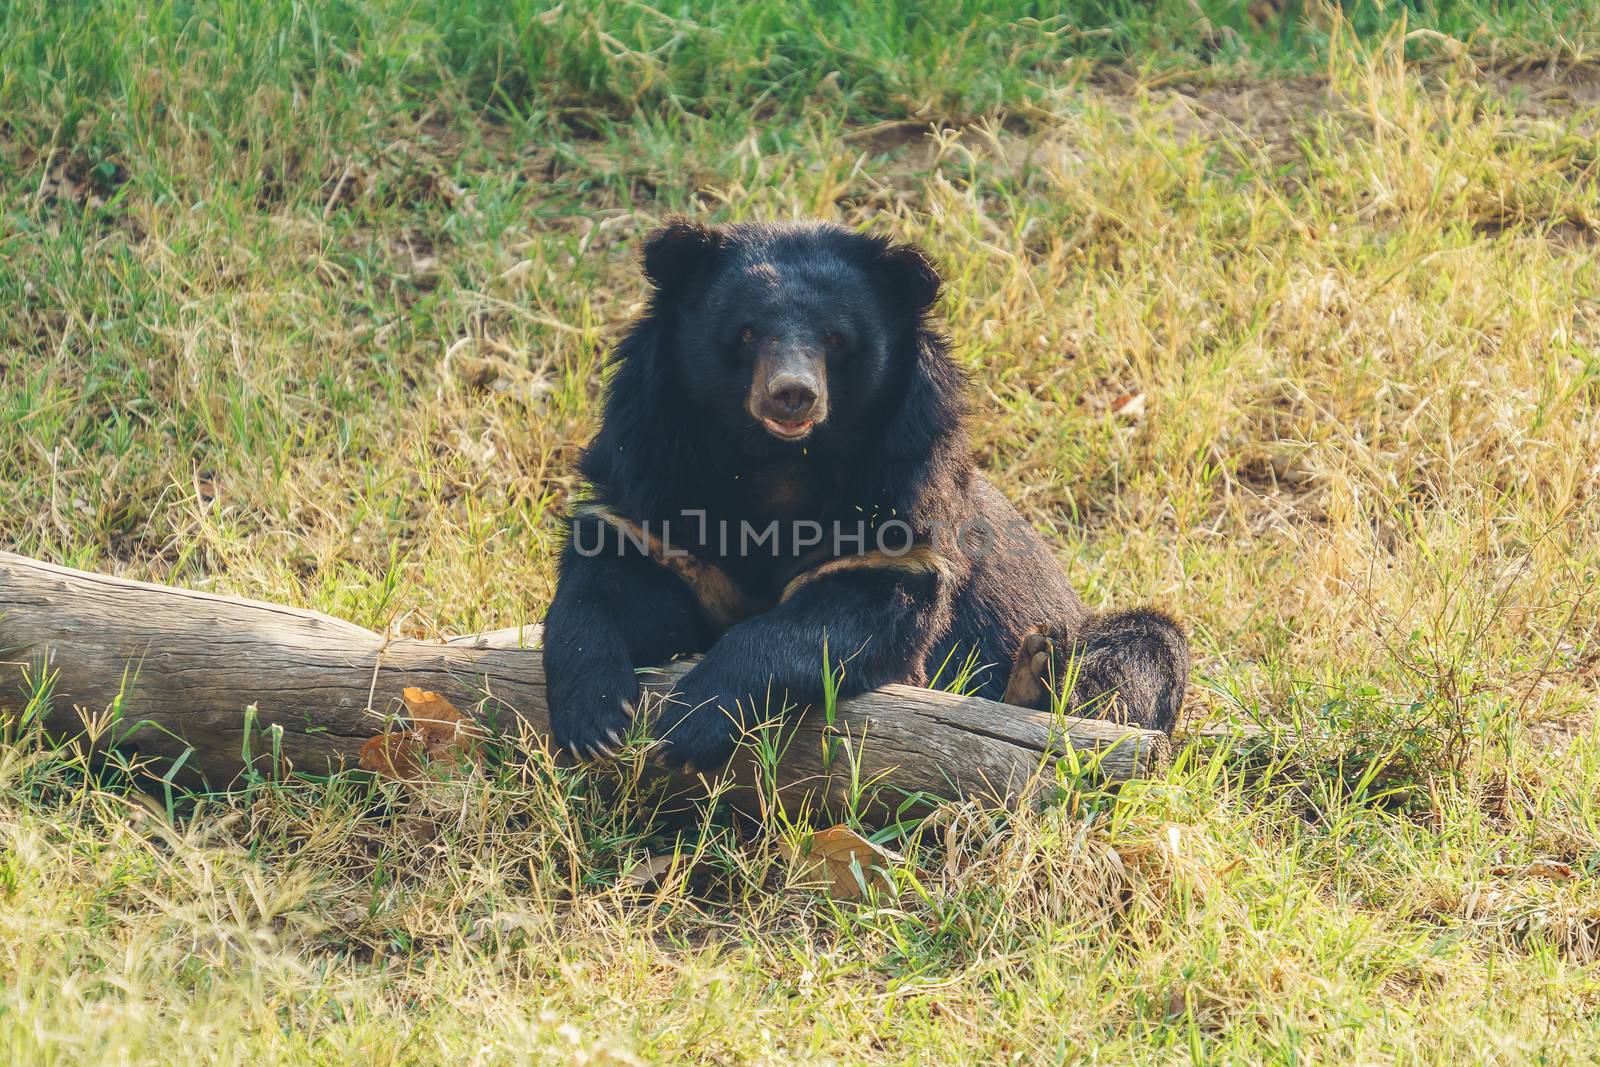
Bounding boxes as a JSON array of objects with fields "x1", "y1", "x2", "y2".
[{"x1": 1000, "y1": 611, "x2": 1189, "y2": 735}]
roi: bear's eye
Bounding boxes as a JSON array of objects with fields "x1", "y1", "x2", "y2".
[
  {"x1": 824, "y1": 330, "x2": 844, "y2": 348},
  {"x1": 739, "y1": 326, "x2": 757, "y2": 344}
]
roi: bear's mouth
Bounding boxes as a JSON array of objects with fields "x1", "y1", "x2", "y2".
[{"x1": 761, "y1": 416, "x2": 816, "y2": 441}]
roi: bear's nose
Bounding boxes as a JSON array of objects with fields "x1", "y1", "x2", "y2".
[{"x1": 768, "y1": 374, "x2": 818, "y2": 419}]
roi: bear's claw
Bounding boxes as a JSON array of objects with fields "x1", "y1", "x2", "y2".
[{"x1": 1002, "y1": 625, "x2": 1058, "y2": 710}]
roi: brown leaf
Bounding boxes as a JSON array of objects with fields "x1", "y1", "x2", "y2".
[
  {"x1": 399, "y1": 814, "x2": 440, "y2": 844},
  {"x1": 780, "y1": 825, "x2": 901, "y2": 900},
  {"x1": 1111, "y1": 391, "x2": 1146, "y2": 420},
  {"x1": 401, "y1": 686, "x2": 483, "y2": 759},
  {"x1": 359, "y1": 688, "x2": 483, "y2": 780},
  {"x1": 359, "y1": 732, "x2": 426, "y2": 780},
  {"x1": 1491, "y1": 859, "x2": 1577, "y2": 881}
]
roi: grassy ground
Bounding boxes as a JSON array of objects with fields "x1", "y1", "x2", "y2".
[{"x1": 4, "y1": 2, "x2": 1600, "y2": 1063}]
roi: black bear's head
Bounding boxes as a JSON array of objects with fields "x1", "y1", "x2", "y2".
[{"x1": 637, "y1": 219, "x2": 942, "y2": 454}]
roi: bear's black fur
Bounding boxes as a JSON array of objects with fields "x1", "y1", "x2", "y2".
[{"x1": 543, "y1": 219, "x2": 1189, "y2": 769}]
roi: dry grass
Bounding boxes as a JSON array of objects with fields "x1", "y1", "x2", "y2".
[{"x1": 3, "y1": 7, "x2": 1600, "y2": 1064}]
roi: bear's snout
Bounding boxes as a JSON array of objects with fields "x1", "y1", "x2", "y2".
[
  {"x1": 768, "y1": 373, "x2": 818, "y2": 419},
  {"x1": 749, "y1": 345, "x2": 828, "y2": 441}
]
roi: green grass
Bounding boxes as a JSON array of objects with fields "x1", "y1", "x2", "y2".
[{"x1": 4, "y1": 2, "x2": 1600, "y2": 1063}]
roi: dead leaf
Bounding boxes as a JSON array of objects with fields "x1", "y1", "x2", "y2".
[
  {"x1": 1491, "y1": 859, "x2": 1577, "y2": 881},
  {"x1": 358, "y1": 732, "x2": 426, "y2": 779},
  {"x1": 359, "y1": 688, "x2": 483, "y2": 780},
  {"x1": 1111, "y1": 391, "x2": 1147, "y2": 420},
  {"x1": 442, "y1": 337, "x2": 552, "y2": 406},
  {"x1": 400, "y1": 686, "x2": 481, "y2": 752},
  {"x1": 399, "y1": 814, "x2": 440, "y2": 844},
  {"x1": 448, "y1": 351, "x2": 499, "y2": 389},
  {"x1": 780, "y1": 825, "x2": 901, "y2": 900},
  {"x1": 621, "y1": 853, "x2": 678, "y2": 890}
]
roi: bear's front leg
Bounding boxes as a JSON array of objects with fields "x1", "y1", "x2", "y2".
[
  {"x1": 652, "y1": 560, "x2": 949, "y2": 770},
  {"x1": 543, "y1": 525, "x2": 709, "y2": 759}
]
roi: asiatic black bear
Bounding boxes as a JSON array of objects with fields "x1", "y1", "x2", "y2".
[{"x1": 543, "y1": 219, "x2": 1188, "y2": 770}]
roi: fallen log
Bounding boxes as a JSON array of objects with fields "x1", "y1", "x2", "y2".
[{"x1": 0, "y1": 552, "x2": 1170, "y2": 812}]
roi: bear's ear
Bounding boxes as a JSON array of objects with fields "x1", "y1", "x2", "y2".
[
  {"x1": 641, "y1": 218, "x2": 726, "y2": 291},
  {"x1": 875, "y1": 240, "x2": 943, "y2": 314}
]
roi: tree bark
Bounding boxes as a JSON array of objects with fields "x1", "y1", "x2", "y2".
[{"x1": 0, "y1": 552, "x2": 1169, "y2": 813}]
